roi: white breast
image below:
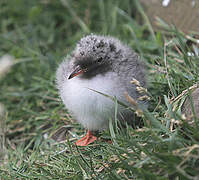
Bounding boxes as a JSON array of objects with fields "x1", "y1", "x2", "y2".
[{"x1": 60, "y1": 72, "x2": 125, "y2": 130}]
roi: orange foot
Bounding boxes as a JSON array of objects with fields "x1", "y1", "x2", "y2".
[{"x1": 75, "y1": 130, "x2": 97, "y2": 146}]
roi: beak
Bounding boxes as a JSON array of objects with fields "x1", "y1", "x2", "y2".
[{"x1": 68, "y1": 65, "x2": 87, "y2": 79}]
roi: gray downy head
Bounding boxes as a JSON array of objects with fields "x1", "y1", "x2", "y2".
[{"x1": 69, "y1": 34, "x2": 123, "y2": 79}]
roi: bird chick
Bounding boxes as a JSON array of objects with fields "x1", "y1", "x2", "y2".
[{"x1": 56, "y1": 34, "x2": 147, "y2": 146}]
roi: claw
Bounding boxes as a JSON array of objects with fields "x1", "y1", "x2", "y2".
[{"x1": 75, "y1": 130, "x2": 97, "y2": 146}]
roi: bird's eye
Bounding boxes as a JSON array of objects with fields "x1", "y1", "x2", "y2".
[{"x1": 97, "y1": 57, "x2": 103, "y2": 63}]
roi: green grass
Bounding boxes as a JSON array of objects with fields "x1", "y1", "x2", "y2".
[{"x1": 0, "y1": 0, "x2": 199, "y2": 179}]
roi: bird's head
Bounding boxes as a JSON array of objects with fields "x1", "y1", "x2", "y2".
[{"x1": 68, "y1": 34, "x2": 119, "y2": 79}]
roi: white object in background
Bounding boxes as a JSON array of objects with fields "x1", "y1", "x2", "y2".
[
  {"x1": 0, "y1": 54, "x2": 14, "y2": 77},
  {"x1": 192, "y1": 0, "x2": 196, "y2": 7},
  {"x1": 187, "y1": 52, "x2": 195, "y2": 57},
  {"x1": 162, "y1": 0, "x2": 171, "y2": 7},
  {"x1": 43, "y1": 133, "x2": 48, "y2": 139}
]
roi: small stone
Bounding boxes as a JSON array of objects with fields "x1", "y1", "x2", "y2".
[{"x1": 182, "y1": 88, "x2": 199, "y2": 123}]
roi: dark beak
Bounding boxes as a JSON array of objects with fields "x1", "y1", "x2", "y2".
[{"x1": 68, "y1": 65, "x2": 87, "y2": 79}]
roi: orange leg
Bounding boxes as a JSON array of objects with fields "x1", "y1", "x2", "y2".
[{"x1": 75, "y1": 130, "x2": 97, "y2": 146}]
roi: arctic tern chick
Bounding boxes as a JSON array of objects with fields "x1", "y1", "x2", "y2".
[{"x1": 56, "y1": 34, "x2": 147, "y2": 146}]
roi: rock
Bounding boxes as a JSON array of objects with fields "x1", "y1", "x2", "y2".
[
  {"x1": 140, "y1": 0, "x2": 199, "y2": 33},
  {"x1": 182, "y1": 88, "x2": 199, "y2": 122}
]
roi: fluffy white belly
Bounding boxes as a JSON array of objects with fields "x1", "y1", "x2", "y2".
[{"x1": 60, "y1": 72, "x2": 124, "y2": 130}]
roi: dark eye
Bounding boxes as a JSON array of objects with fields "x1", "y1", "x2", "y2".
[{"x1": 97, "y1": 57, "x2": 103, "y2": 63}]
